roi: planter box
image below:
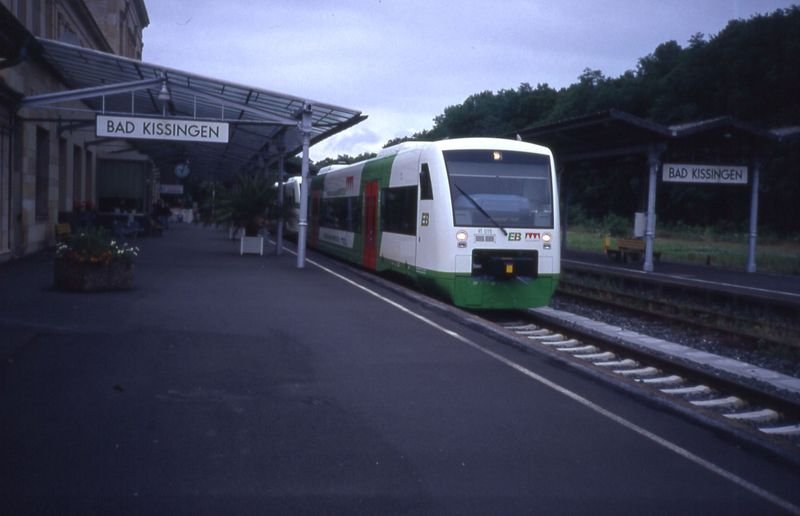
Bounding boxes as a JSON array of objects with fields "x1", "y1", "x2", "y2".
[
  {"x1": 54, "y1": 260, "x2": 134, "y2": 292},
  {"x1": 240, "y1": 236, "x2": 264, "y2": 255}
]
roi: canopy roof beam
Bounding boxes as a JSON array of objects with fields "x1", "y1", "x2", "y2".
[
  {"x1": 20, "y1": 77, "x2": 162, "y2": 108},
  {"x1": 175, "y1": 85, "x2": 298, "y2": 126}
]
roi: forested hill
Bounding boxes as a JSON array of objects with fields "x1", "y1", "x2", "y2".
[
  {"x1": 409, "y1": 6, "x2": 800, "y2": 142},
  {"x1": 313, "y1": 8, "x2": 799, "y2": 233}
]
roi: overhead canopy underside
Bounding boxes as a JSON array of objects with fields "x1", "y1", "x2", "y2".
[
  {"x1": 22, "y1": 38, "x2": 366, "y2": 179},
  {"x1": 517, "y1": 108, "x2": 782, "y2": 163}
]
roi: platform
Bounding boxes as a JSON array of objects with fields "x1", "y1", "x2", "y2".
[
  {"x1": 1, "y1": 225, "x2": 797, "y2": 394},
  {"x1": 563, "y1": 249, "x2": 800, "y2": 305},
  {"x1": 2, "y1": 223, "x2": 799, "y2": 513}
]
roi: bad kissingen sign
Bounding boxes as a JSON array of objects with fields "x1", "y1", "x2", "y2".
[
  {"x1": 96, "y1": 115, "x2": 229, "y2": 143},
  {"x1": 662, "y1": 163, "x2": 748, "y2": 185}
]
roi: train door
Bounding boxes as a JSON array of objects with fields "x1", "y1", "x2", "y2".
[
  {"x1": 416, "y1": 163, "x2": 436, "y2": 272},
  {"x1": 363, "y1": 180, "x2": 379, "y2": 269}
]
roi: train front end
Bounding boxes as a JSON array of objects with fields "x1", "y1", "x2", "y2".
[{"x1": 418, "y1": 139, "x2": 560, "y2": 309}]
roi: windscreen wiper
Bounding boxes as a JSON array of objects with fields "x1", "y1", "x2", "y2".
[{"x1": 454, "y1": 184, "x2": 507, "y2": 236}]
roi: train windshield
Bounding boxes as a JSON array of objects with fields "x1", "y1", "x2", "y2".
[{"x1": 444, "y1": 149, "x2": 553, "y2": 229}]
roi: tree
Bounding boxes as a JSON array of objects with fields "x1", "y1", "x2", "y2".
[{"x1": 314, "y1": 152, "x2": 377, "y2": 170}]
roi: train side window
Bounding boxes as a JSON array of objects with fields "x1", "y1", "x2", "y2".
[
  {"x1": 319, "y1": 197, "x2": 361, "y2": 233},
  {"x1": 420, "y1": 163, "x2": 433, "y2": 200},
  {"x1": 381, "y1": 186, "x2": 418, "y2": 235}
]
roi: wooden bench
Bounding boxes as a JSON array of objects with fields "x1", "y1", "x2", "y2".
[
  {"x1": 54, "y1": 222, "x2": 72, "y2": 242},
  {"x1": 607, "y1": 237, "x2": 661, "y2": 263}
]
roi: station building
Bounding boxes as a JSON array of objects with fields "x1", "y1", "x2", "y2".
[
  {"x1": 1, "y1": 1, "x2": 363, "y2": 265},
  {"x1": 1, "y1": 0, "x2": 150, "y2": 261}
]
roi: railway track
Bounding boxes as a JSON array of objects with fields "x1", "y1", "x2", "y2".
[
  {"x1": 487, "y1": 312, "x2": 800, "y2": 464},
  {"x1": 558, "y1": 262, "x2": 800, "y2": 348}
]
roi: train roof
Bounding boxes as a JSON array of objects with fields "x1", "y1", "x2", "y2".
[
  {"x1": 318, "y1": 138, "x2": 555, "y2": 177},
  {"x1": 273, "y1": 175, "x2": 301, "y2": 188},
  {"x1": 376, "y1": 141, "x2": 431, "y2": 157},
  {"x1": 317, "y1": 164, "x2": 350, "y2": 175},
  {"x1": 432, "y1": 137, "x2": 553, "y2": 156},
  {"x1": 377, "y1": 138, "x2": 553, "y2": 157}
]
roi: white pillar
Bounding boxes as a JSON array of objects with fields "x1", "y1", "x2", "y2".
[
  {"x1": 746, "y1": 158, "x2": 761, "y2": 273},
  {"x1": 643, "y1": 146, "x2": 661, "y2": 273},
  {"x1": 275, "y1": 149, "x2": 285, "y2": 256},
  {"x1": 296, "y1": 104, "x2": 312, "y2": 269}
]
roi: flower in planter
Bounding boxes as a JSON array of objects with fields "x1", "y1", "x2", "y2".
[
  {"x1": 54, "y1": 228, "x2": 139, "y2": 291},
  {"x1": 55, "y1": 228, "x2": 139, "y2": 265}
]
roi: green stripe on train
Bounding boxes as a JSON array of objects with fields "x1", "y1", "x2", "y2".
[
  {"x1": 315, "y1": 246, "x2": 558, "y2": 309},
  {"x1": 384, "y1": 258, "x2": 559, "y2": 309}
]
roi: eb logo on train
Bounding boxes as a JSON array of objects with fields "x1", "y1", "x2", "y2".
[{"x1": 508, "y1": 232, "x2": 541, "y2": 241}]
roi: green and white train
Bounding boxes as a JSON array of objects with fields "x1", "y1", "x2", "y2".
[{"x1": 306, "y1": 137, "x2": 560, "y2": 309}]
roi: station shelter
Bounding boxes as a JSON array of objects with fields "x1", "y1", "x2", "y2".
[
  {"x1": 0, "y1": 4, "x2": 365, "y2": 266},
  {"x1": 518, "y1": 109, "x2": 798, "y2": 273}
]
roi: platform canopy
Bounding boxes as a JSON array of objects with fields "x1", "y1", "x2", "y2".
[
  {"x1": 517, "y1": 109, "x2": 785, "y2": 274},
  {"x1": 517, "y1": 108, "x2": 782, "y2": 163},
  {"x1": 518, "y1": 109, "x2": 672, "y2": 162},
  {"x1": 20, "y1": 38, "x2": 366, "y2": 179}
]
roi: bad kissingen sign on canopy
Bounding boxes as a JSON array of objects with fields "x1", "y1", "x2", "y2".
[
  {"x1": 662, "y1": 163, "x2": 748, "y2": 185},
  {"x1": 96, "y1": 115, "x2": 229, "y2": 143}
]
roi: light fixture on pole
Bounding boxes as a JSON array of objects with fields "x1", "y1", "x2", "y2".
[
  {"x1": 157, "y1": 79, "x2": 171, "y2": 102},
  {"x1": 158, "y1": 78, "x2": 171, "y2": 116}
]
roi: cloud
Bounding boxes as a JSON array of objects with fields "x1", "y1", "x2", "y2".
[{"x1": 309, "y1": 105, "x2": 433, "y2": 161}]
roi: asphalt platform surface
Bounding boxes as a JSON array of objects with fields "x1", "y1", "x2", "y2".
[{"x1": 2, "y1": 224, "x2": 799, "y2": 515}]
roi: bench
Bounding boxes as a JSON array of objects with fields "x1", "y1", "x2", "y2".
[
  {"x1": 54, "y1": 222, "x2": 72, "y2": 241},
  {"x1": 607, "y1": 238, "x2": 661, "y2": 263}
]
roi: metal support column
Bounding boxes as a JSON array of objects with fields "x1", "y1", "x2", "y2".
[
  {"x1": 643, "y1": 146, "x2": 662, "y2": 273},
  {"x1": 746, "y1": 157, "x2": 761, "y2": 273},
  {"x1": 275, "y1": 148, "x2": 285, "y2": 256},
  {"x1": 296, "y1": 103, "x2": 312, "y2": 269}
]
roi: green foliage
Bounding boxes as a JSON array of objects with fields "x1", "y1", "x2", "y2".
[
  {"x1": 209, "y1": 173, "x2": 275, "y2": 236},
  {"x1": 564, "y1": 208, "x2": 630, "y2": 237},
  {"x1": 383, "y1": 136, "x2": 417, "y2": 148},
  {"x1": 315, "y1": 152, "x2": 377, "y2": 169},
  {"x1": 601, "y1": 214, "x2": 630, "y2": 237},
  {"x1": 420, "y1": 83, "x2": 559, "y2": 140},
  {"x1": 568, "y1": 220, "x2": 800, "y2": 275}
]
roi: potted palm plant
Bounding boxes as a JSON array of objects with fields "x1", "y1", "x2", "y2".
[{"x1": 212, "y1": 173, "x2": 275, "y2": 255}]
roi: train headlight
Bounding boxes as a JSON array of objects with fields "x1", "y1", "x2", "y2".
[
  {"x1": 456, "y1": 230, "x2": 468, "y2": 248},
  {"x1": 542, "y1": 232, "x2": 552, "y2": 250}
]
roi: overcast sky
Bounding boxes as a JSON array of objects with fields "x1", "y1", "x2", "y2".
[{"x1": 142, "y1": 0, "x2": 797, "y2": 161}]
